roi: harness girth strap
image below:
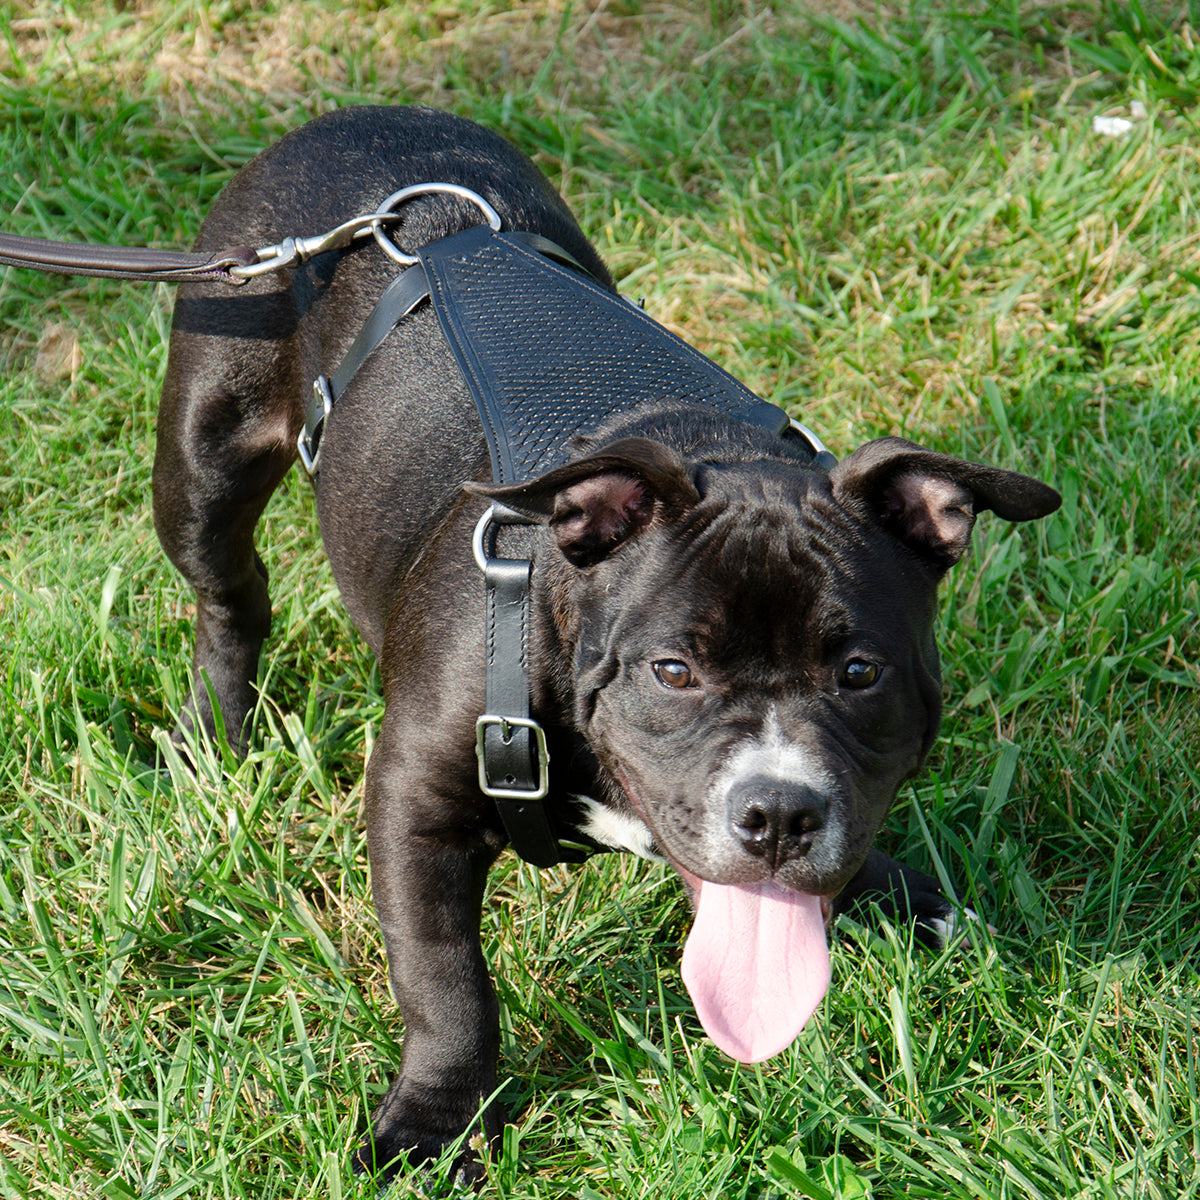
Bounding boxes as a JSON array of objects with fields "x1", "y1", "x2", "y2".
[
  {"x1": 478, "y1": 521, "x2": 571, "y2": 868},
  {"x1": 299, "y1": 264, "x2": 433, "y2": 472}
]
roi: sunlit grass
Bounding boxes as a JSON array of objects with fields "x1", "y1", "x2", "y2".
[{"x1": 1, "y1": 1, "x2": 1198, "y2": 1196}]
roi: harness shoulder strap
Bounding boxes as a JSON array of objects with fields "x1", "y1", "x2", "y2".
[{"x1": 299, "y1": 264, "x2": 433, "y2": 472}]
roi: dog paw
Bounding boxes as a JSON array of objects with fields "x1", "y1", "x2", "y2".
[
  {"x1": 921, "y1": 905, "x2": 996, "y2": 949},
  {"x1": 352, "y1": 1074, "x2": 502, "y2": 1188},
  {"x1": 834, "y1": 849, "x2": 995, "y2": 951}
]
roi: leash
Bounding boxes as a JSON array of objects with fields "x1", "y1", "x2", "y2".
[
  {"x1": 0, "y1": 184, "x2": 835, "y2": 870},
  {"x1": 0, "y1": 232, "x2": 261, "y2": 285},
  {"x1": 0, "y1": 183, "x2": 494, "y2": 286}
]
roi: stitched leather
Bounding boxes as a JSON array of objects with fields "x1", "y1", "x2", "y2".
[
  {"x1": 417, "y1": 226, "x2": 804, "y2": 485},
  {"x1": 0, "y1": 232, "x2": 257, "y2": 284}
]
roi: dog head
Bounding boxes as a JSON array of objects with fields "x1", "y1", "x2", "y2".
[{"x1": 471, "y1": 430, "x2": 1060, "y2": 1058}]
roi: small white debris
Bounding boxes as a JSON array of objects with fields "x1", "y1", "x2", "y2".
[
  {"x1": 1093, "y1": 101, "x2": 1149, "y2": 139},
  {"x1": 1092, "y1": 115, "x2": 1135, "y2": 138}
]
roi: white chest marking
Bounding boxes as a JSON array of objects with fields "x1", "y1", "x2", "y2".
[{"x1": 576, "y1": 796, "x2": 663, "y2": 861}]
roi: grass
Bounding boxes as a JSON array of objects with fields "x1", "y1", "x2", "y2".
[{"x1": 1, "y1": 0, "x2": 1198, "y2": 1196}]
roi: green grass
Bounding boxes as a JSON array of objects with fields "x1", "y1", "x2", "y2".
[{"x1": 1, "y1": 1, "x2": 1198, "y2": 1196}]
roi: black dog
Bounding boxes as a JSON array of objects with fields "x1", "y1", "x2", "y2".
[{"x1": 152, "y1": 105, "x2": 1060, "y2": 1180}]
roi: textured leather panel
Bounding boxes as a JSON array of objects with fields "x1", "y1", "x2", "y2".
[{"x1": 418, "y1": 226, "x2": 798, "y2": 484}]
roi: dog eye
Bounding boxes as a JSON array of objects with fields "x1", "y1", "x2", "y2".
[
  {"x1": 652, "y1": 660, "x2": 698, "y2": 689},
  {"x1": 839, "y1": 658, "x2": 881, "y2": 689}
]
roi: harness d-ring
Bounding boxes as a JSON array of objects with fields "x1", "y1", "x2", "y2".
[{"x1": 372, "y1": 183, "x2": 503, "y2": 266}]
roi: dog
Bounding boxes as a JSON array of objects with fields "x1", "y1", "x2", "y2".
[{"x1": 151, "y1": 105, "x2": 1060, "y2": 1181}]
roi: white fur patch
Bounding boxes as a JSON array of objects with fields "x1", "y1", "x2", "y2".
[
  {"x1": 703, "y1": 708, "x2": 842, "y2": 859},
  {"x1": 575, "y1": 796, "x2": 664, "y2": 861},
  {"x1": 927, "y1": 907, "x2": 997, "y2": 948},
  {"x1": 926, "y1": 916, "x2": 952, "y2": 946},
  {"x1": 713, "y1": 709, "x2": 837, "y2": 802}
]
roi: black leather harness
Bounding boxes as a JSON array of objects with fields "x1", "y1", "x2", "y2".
[
  {"x1": 0, "y1": 199, "x2": 834, "y2": 869},
  {"x1": 303, "y1": 221, "x2": 835, "y2": 867}
]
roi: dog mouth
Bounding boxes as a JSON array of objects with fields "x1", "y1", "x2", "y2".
[
  {"x1": 675, "y1": 866, "x2": 832, "y2": 1063},
  {"x1": 615, "y1": 767, "x2": 833, "y2": 1063}
]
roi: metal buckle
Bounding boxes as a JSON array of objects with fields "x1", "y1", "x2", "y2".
[
  {"x1": 298, "y1": 375, "x2": 335, "y2": 475},
  {"x1": 475, "y1": 714, "x2": 550, "y2": 801}
]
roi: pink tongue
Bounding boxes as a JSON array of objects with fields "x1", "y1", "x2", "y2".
[{"x1": 680, "y1": 880, "x2": 830, "y2": 1063}]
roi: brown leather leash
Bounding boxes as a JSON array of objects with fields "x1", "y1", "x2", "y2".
[
  {"x1": 0, "y1": 198, "x2": 426, "y2": 287},
  {"x1": 0, "y1": 231, "x2": 260, "y2": 285}
]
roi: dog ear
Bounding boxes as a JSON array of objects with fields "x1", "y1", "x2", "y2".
[
  {"x1": 465, "y1": 437, "x2": 700, "y2": 567},
  {"x1": 831, "y1": 436, "x2": 1061, "y2": 569}
]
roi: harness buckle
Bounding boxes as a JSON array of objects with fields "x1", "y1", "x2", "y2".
[
  {"x1": 474, "y1": 714, "x2": 550, "y2": 801},
  {"x1": 298, "y1": 375, "x2": 334, "y2": 475}
]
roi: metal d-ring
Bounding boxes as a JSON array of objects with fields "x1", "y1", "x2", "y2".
[
  {"x1": 372, "y1": 183, "x2": 504, "y2": 266},
  {"x1": 472, "y1": 505, "x2": 497, "y2": 573},
  {"x1": 789, "y1": 418, "x2": 831, "y2": 459}
]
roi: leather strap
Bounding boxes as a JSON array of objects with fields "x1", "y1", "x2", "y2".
[
  {"x1": 299, "y1": 263, "x2": 433, "y2": 473},
  {"x1": 477, "y1": 516, "x2": 577, "y2": 867},
  {"x1": 0, "y1": 232, "x2": 257, "y2": 285},
  {"x1": 414, "y1": 229, "x2": 574, "y2": 863}
]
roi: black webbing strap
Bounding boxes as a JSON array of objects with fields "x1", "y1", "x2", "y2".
[{"x1": 299, "y1": 264, "x2": 433, "y2": 472}]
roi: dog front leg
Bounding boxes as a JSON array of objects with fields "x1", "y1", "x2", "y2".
[
  {"x1": 357, "y1": 729, "x2": 506, "y2": 1184},
  {"x1": 832, "y1": 847, "x2": 957, "y2": 946}
]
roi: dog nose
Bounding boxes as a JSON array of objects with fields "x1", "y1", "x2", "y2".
[{"x1": 728, "y1": 774, "x2": 827, "y2": 867}]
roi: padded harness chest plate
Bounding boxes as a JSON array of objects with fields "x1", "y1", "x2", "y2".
[{"x1": 415, "y1": 224, "x2": 811, "y2": 483}]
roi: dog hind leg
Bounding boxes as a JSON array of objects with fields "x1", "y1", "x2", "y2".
[{"x1": 152, "y1": 280, "x2": 302, "y2": 753}]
